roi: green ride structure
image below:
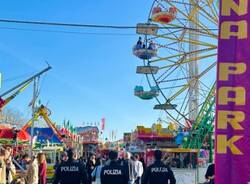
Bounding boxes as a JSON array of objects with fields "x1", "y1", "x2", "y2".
[{"x1": 183, "y1": 84, "x2": 215, "y2": 162}]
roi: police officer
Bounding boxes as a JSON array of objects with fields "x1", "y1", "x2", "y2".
[
  {"x1": 53, "y1": 148, "x2": 88, "y2": 184},
  {"x1": 101, "y1": 151, "x2": 129, "y2": 184},
  {"x1": 142, "y1": 150, "x2": 176, "y2": 184}
]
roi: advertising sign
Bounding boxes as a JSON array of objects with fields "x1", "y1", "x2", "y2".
[{"x1": 216, "y1": 0, "x2": 250, "y2": 183}]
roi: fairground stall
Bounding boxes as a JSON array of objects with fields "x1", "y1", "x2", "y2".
[
  {"x1": 136, "y1": 123, "x2": 177, "y2": 148},
  {"x1": 0, "y1": 126, "x2": 30, "y2": 154},
  {"x1": 133, "y1": 123, "x2": 211, "y2": 183},
  {"x1": 146, "y1": 148, "x2": 207, "y2": 184},
  {"x1": 76, "y1": 126, "x2": 99, "y2": 158}
]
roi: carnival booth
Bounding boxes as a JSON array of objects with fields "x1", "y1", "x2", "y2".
[
  {"x1": 136, "y1": 123, "x2": 177, "y2": 148},
  {"x1": 0, "y1": 128, "x2": 30, "y2": 145},
  {"x1": 0, "y1": 127, "x2": 30, "y2": 159},
  {"x1": 146, "y1": 148, "x2": 198, "y2": 167},
  {"x1": 76, "y1": 126, "x2": 99, "y2": 157}
]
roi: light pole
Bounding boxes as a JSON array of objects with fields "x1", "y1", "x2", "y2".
[
  {"x1": 28, "y1": 65, "x2": 52, "y2": 157},
  {"x1": 29, "y1": 77, "x2": 38, "y2": 157}
]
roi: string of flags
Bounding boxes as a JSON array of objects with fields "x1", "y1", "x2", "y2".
[
  {"x1": 61, "y1": 120, "x2": 78, "y2": 140},
  {"x1": 61, "y1": 117, "x2": 106, "y2": 140}
]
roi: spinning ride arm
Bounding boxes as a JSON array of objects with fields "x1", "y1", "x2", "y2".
[
  {"x1": 0, "y1": 81, "x2": 32, "y2": 110},
  {"x1": 21, "y1": 105, "x2": 63, "y2": 140},
  {"x1": 0, "y1": 65, "x2": 52, "y2": 110},
  {"x1": 39, "y1": 105, "x2": 63, "y2": 140}
]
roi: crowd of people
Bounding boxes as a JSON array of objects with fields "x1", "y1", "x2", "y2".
[
  {"x1": 0, "y1": 146, "x2": 47, "y2": 184},
  {"x1": 162, "y1": 153, "x2": 196, "y2": 169},
  {"x1": 52, "y1": 148, "x2": 176, "y2": 184},
  {"x1": 0, "y1": 146, "x2": 214, "y2": 184}
]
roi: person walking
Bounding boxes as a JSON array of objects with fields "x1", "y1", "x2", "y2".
[
  {"x1": 139, "y1": 157, "x2": 145, "y2": 171},
  {"x1": 0, "y1": 149, "x2": 7, "y2": 184},
  {"x1": 25, "y1": 155, "x2": 39, "y2": 184},
  {"x1": 134, "y1": 154, "x2": 143, "y2": 184},
  {"x1": 142, "y1": 150, "x2": 176, "y2": 184},
  {"x1": 53, "y1": 148, "x2": 88, "y2": 184},
  {"x1": 91, "y1": 158, "x2": 104, "y2": 184},
  {"x1": 204, "y1": 163, "x2": 214, "y2": 184},
  {"x1": 37, "y1": 153, "x2": 47, "y2": 184},
  {"x1": 124, "y1": 152, "x2": 136, "y2": 184},
  {"x1": 4, "y1": 148, "x2": 16, "y2": 184},
  {"x1": 20, "y1": 154, "x2": 30, "y2": 170},
  {"x1": 100, "y1": 151, "x2": 129, "y2": 184},
  {"x1": 86, "y1": 154, "x2": 96, "y2": 184}
]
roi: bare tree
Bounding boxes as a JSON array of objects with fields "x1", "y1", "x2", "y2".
[{"x1": 0, "y1": 108, "x2": 27, "y2": 128}]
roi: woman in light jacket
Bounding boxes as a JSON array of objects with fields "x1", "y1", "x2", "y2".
[
  {"x1": 0, "y1": 149, "x2": 7, "y2": 184},
  {"x1": 6, "y1": 157, "x2": 16, "y2": 184},
  {"x1": 91, "y1": 158, "x2": 104, "y2": 184},
  {"x1": 5, "y1": 148, "x2": 16, "y2": 184},
  {"x1": 26, "y1": 156, "x2": 39, "y2": 184}
]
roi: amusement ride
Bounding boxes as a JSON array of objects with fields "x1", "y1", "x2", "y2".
[{"x1": 133, "y1": 0, "x2": 218, "y2": 154}]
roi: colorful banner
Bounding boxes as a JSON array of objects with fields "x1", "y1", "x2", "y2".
[
  {"x1": 76, "y1": 126, "x2": 99, "y2": 143},
  {"x1": 136, "y1": 125, "x2": 175, "y2": 141},
  {"x1": 101, "y1": 117, "x2": 105, "y2": 131},
  {"x1": 216, "y1": 0, "x2": 250, "y2": 184}
]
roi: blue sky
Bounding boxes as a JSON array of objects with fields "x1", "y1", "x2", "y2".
[{"x1": 0, "y1": 0, "x2": 164, "y2": 139}]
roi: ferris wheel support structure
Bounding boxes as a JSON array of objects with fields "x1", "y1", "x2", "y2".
[{"x1": 189, "y1": 0, "x2": 199, "y2": 122}]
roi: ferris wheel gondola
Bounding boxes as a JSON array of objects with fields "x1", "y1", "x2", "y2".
[
  {"x1": 134, "y1": 86, "x2": 160, "y2": 100},
  {"x1": 151, "y1": 6, "x2": 177, "y2": 24},
  {"x1": 133, "y1": 37, "x2": 158, "y2": 60}
]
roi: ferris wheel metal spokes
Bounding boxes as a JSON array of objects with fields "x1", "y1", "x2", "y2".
[{"x1": 133, "y1": 0, "x2": 218, "y2": 126}]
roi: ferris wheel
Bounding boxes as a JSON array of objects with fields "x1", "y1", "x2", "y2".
[{"x1": 133, "y1": 0, "x2": 218, "y2": 127}]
